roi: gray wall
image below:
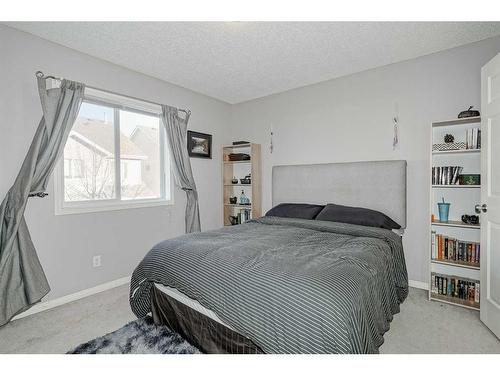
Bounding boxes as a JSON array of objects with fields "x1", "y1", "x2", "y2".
[
  {"x1": 2, "y1": 24, "x2": 500, "y2": 301},
  {"x1": 230, "y1": 36, "x2": 500, "y2": 285},
  {"x1": 0, "y1": 25, "x2": 232, "y2": 300}
]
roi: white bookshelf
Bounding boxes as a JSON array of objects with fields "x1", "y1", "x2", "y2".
[{"x1": 429, "y1": 117, "x2": 481, "y2": 311}]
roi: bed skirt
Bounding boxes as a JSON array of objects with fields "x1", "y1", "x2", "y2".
[{"x1": 150, "y1": 285, "x2": 263, "y2": 354}]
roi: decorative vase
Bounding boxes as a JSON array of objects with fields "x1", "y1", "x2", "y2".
[{"x1": 240, "y1": 190, "x2": 250, "y2": 205}]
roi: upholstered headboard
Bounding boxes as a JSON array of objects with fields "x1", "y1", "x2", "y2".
[{"x1": 272, "y1": 160, "x2": 407, "y2": 229}]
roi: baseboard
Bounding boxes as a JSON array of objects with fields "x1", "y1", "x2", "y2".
[
  {"x1": 12, "y1": 276, "x2": 130, "y2": 321},
  {"x1": 12, "y1": 276, "x2": 427, "y2": 321},
  {"x1": 409, "y1": 279, "x2": 429, "y2": 290}
]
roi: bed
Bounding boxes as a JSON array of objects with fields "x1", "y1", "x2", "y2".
[{"x1": 130, "y1": 160, "x2": 408, "y2": 354}]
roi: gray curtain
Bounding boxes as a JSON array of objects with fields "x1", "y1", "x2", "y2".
[
  {"x1": 160, "y1": 105, "x2": 201, "y2": 233},
  {"x1": 0, "y1": 76, "x2": 85, "y2": 326}
]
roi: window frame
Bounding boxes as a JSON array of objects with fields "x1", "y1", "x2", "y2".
[{"x1": 54, "y1": 88, "x2": 173, "y2": 215}]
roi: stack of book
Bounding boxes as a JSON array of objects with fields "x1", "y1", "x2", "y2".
[
  {"x1": 432, "y1": 166, "x2": 463, "y2": 185},
  {"x1": 431, "y1": 231, "x2": 480, "y2": 264},
  {"x1": 466, "y1": 127, "x2": 481, "y2": 149},
  {"x1": 237, "y1": 209, "x2": 251, "y2": 224},
  {"x1": 431, "y1": 273, "x2": 480, "y2": 305}
]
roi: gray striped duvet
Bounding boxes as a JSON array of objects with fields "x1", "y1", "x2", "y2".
[{"x1": 130, "y1": 216, "x2": 408, "y2": 354}]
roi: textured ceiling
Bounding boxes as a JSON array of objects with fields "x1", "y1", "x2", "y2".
[{"x1": 6, "y1": 22, "x2": 500, "y2": 103}]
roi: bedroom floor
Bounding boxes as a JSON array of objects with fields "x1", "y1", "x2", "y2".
[{"x1": 0, "y1": 285, "x2": 499, "y2": 354}]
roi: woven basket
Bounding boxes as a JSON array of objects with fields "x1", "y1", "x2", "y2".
[{"x1": 432, "y1": 142, "x2": 466, "y2": 151}]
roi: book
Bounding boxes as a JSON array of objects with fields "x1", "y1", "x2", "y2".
[
  {"x1": 438, "y1": 235, "x2": 442, "y2": 259},
  {"x1": 466, "y1": 127, "x2": 481, "y2": 149},
  {"x1": 431, "y1": 273, "x2": 480, "y2": 305},
  {"x1": 444, "y1": 237, "x2": 448, "y2": 259},
  {"x1": 432, "y1": 235, "x2": 480, "y2": 265},
  {"x1": 469, "y1": 283, "x2": 475, "y2": 301},
  {"x1": 453, "y1": 166, "x2": 462, "y2": 184},
  {"x1": 432, "y1": 166, "x2": 463, "y2": 185},
  {"x1": 431, "y1": 231, "x2": 436, "y2": 259}
]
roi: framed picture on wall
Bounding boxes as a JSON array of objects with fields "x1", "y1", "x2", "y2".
[{"x1": 187, "y1": 130, "x2": 212, "y2": 159}]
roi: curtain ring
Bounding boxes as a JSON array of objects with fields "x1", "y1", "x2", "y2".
[{"x1": 35, "y1": 71, "x2": 44, "y2": 78}]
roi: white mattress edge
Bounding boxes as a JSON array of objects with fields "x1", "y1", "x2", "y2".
[{"x1": 153, "y1": 283, "x2": 233, "y2": 329}]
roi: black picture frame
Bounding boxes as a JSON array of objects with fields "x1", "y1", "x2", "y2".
[{"x1": 187, "y1": 130, "x2": 212, "y2": 159}]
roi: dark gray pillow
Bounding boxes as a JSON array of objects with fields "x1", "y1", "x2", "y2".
[
  {"x1": 315, "y1": 203, "x2": 401, "y2": 230},
  {"x1": 265, "y1": 203, "x2": 325, "y2": 220}
]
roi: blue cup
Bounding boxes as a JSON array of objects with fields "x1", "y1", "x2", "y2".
[{"x1": 438, "y1": 203, "x2": 450, "y2": 222}]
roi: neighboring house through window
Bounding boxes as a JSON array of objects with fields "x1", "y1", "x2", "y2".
[
  {"x1": 55, "y1": 88, "x2": 172, "y2": 214},
  {"x1": 64, "y1": 159, "x2": 85, "y2": 179}
]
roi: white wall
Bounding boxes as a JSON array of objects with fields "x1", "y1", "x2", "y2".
[
  {"x1": 0, "y1": 25, "x2": 232, "y2": 300},
  {"x1": 230, "y1": 36, "x2": 500, "y2": 285}
]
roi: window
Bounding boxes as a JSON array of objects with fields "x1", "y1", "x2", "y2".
[{"x1": 55, "y1": 88, "x2": 172, "y2": 214}]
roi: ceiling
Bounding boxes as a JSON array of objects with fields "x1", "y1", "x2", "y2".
[{"x1": 6, "y1": 22, "x2": 500, "y2": 104}]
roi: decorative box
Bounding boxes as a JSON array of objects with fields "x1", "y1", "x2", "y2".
[
  {"x1": 228, "y1": 153, "x2": 251, "y2": 161},
  {"x1": 459, "y1": 174, "x2": 481, "y2": 185},
  {"x1": 432, "y1": 142, "x2": 466, "y2": 152}
]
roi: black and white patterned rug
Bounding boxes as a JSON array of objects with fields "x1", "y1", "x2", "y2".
[{"x1": 68, "y1": 317, "x2": 201, "y2": 354}]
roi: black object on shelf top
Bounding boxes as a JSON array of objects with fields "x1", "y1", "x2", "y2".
[{"x1": 458, "y1": 106, "x2": 480, "y2": 118}]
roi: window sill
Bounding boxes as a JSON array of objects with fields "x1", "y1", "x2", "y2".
[{"x1": 55, "y1": 198, "x2": 174, "y2": 216}]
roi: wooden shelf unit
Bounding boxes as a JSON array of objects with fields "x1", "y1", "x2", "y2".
[
  {"x1": 224, "y1": 204, "x2": 252, "y2": 208},
  {"x1": 222, "y1": 143, "x2": 261, "y2": 226},
  {"x1": 223, "y1": 161, "x2": 252, "y2": 165},
  {"x1": 429, "y1": 117, "x2": 481, "y2": 310}
]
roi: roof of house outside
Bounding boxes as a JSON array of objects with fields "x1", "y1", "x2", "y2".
[
  {"x1": 71, "y1": 118, "x2": 147, "y2": 160},
  {"x1": 130, "y1": 125, "x2": 159, "y2": 143}
]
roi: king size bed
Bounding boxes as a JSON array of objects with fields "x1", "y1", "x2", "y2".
[{"x1": 129, "y1": 160, "x2": 408, "y2": 354}]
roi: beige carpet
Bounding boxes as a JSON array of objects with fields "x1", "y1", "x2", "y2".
[{"x1": 0, "y1": 285, "x2": 498, "y2": 354}]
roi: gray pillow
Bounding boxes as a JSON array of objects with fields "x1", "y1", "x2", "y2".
[
  {"x1": 265, "y1": 203, "x2": 325, "y2": 220},
  {"x1": 315, "y1": 203, "x2": 401, "y2": 230}
]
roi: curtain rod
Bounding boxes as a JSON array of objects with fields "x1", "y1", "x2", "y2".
[{"x1": 35, "y1": 71, "x2": 191, "y2": 115}]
